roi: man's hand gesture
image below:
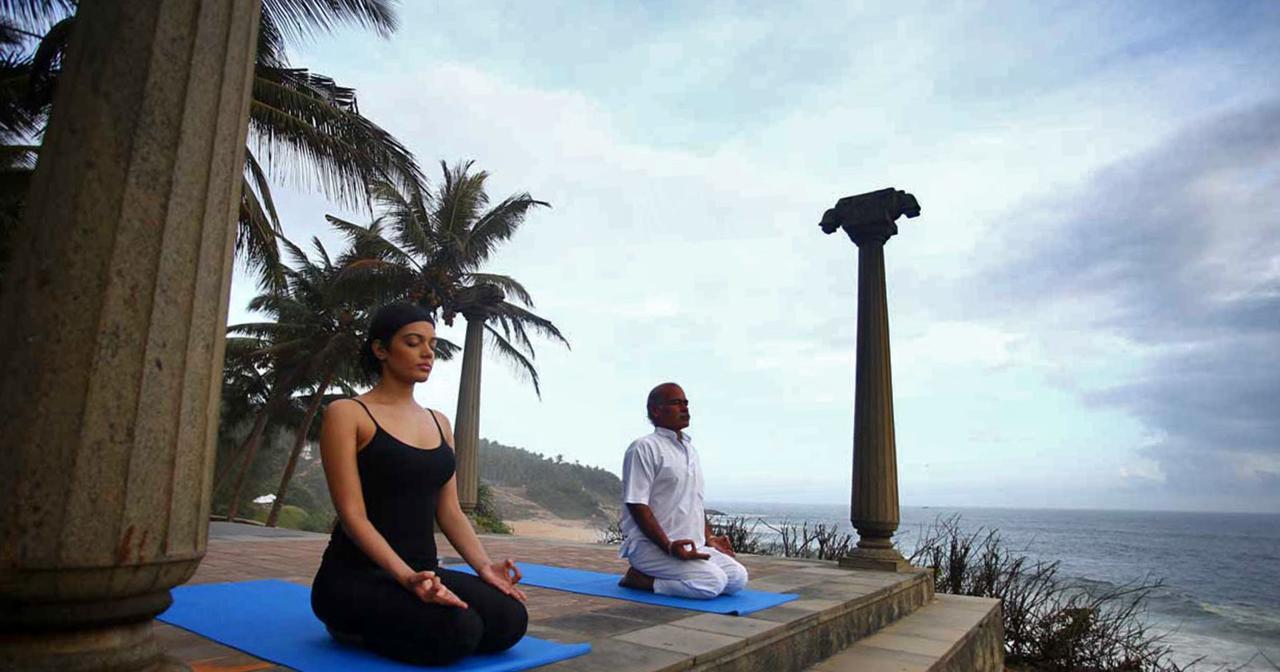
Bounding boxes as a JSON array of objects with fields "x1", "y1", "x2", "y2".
[
  {"x1": 708, "y1": 534, "x2": 736, "y2": 557},
  {"x1": 668, "y1": 539, "x2": 710, "y2": 560}
]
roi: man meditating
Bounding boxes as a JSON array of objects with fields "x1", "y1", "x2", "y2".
[{"x1": 617, "y1": 382, "x2": 748, "y2": 599}]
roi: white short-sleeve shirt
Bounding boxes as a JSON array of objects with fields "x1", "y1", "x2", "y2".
[{"x1": 619, "y1": 427, "x2": 706, "y2": 558}]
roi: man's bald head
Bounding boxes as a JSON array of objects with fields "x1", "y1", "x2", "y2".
[{"x1": 647, "y1": 382, "x2": 690, "y2": 431}]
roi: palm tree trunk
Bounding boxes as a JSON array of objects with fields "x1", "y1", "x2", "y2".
[
  {"x1": 266, "y1": 371, "x2": 333, "y2": 527},
  {"x1": 225, "y1": 366, "x2": 304, "y2": 521},
  {"x1": 454, "y1": 313, "x2": 485, "y2": 514},
  {"x1": 224, "y1": 404, "x2": 274, "y2": 522},
  {"x1": 213, "y1": 407, "x2": 269, "y2": 495}
]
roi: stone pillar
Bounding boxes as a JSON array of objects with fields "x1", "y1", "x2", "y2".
[
  {"x1": 454, "y1": 313, "x2": 485, "y2": 514},
  {"x1": 820, "y1": 188, "x2": 921, "y2": 572},
  {"x1": 0, "y1": 1, "x2": 261, "y2": 670}
]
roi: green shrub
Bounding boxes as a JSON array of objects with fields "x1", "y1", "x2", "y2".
[
  {"x1": 275, "y1": 505, "x2": 309, "y2": 530},
  {"x1": 302, "y1": 512, "x2": 336, "y2": 534},
  {"x1": 472, "y1": 483, "x2": 512, "y2": 534}
]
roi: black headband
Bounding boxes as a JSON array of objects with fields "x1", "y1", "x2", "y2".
[{"x1": 367, "y1": 302, "x2": 435, "y2": 348}]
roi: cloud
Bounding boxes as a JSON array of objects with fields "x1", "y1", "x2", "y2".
[
  {"x1": 239, "y1": 1, "x2": 1280, "y2": 512},
  {"x1": 973, "y1": 100, "x2": 1280, "y2": 509}
]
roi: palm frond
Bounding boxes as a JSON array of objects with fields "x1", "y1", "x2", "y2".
[
  {"x1": 488, "y1": 300, "x2": 570, "y2": 348},
  {"x1": 0, "y1": 16, "x2": 33, "y2": 46},
  {"x1": 260, "y1": 0, "x2": 397, "y2": 46},
  {"x1": 249, "y1": 65, "x2": 422, "y2": 206},
  {"x1": 463, "y1": 192, "x2": 549, "y2": 267},
  {"x1": 0, "y1": 0, "x2": 74, "y2": 34},
  {"x1": 244, "y1": 150, "x2": 281, "y2": 233},
  {"x1": 327, "y1": 214, "x2": 419, "y2": 269},
  {"x1": 0, "y1": 55, "x2": 38, "y2": 142},
  {"x1": 310, "y1": 235, "x2": 333, "y2": 270},
  {"x1": 278, "y1": 234, "x2": 314, "y2": 273},
  {"x1": 433, "y1": 335, "x2": 460, "y2": 361},
  {"x1": 22, "y1": 13, "x2": 67, "y2": 110},
  {"x1": 368, "y1": 179, "x2": 437, "y2": 260},
  {"x1": 238, "y1": 171, "x2": 286, "y2": 291},
  {"x1": 0, "y1": 143, "x2": 36, "y2": 169},
  {"x1": 483, "y1": 324, "x2": 541, "y2": 398},
  {"x1": 434, "y1": 160, "x2": 489, "y2": 241},
  {"x1": 463, "y1": 272, "x2": 534, "y2": 307},
  {"x1": 255, "y1": 10, "x2": 289, "y2": 69}
]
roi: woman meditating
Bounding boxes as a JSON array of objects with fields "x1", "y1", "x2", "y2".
[{"x1": 311, "y1": 303, "x2": 528, "y2": 666}]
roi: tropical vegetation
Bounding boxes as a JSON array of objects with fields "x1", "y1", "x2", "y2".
[
  {"x1": 1, "y1": 1, "x2": 570, "y2": 528},
  {"x1": 0, "y1": 0, "x2": 419, "y2": 289}
]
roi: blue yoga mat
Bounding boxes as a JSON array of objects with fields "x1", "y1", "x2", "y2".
[
  {"x1": 446, "y1": 563, "x2": 798, "y2": 616},
  {"x1": 159, "y1": 580, "x2": 590, "y2": 672}
]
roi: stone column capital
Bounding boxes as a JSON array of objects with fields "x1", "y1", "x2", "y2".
[{"x1": 819, "y1": 188, "x2": 920, "y2": 247}]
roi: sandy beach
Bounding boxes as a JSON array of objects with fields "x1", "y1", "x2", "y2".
[{"x1": 505, "y1": 518, "x2": 603, "y2": 544}]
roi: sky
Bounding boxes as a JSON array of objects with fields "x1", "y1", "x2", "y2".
[{"x1": 228, "y1": 0, "x2": 1280, "y2": 513}]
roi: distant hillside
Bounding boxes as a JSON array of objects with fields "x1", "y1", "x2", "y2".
[{"x1": 478, "y1": 439, "x2": 621, "y2": 521}]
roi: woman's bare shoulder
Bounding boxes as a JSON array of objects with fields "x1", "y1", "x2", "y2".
[
  {"x1": 324, "y1": 398, "x2": 364, "y2": 423},
  {"x1": 422, "y1": 406, "x2": 452, "y2": 427}
]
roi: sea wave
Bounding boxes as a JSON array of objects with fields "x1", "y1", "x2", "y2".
[
  {"x1": 1198, "y1": 602, "x2": 1280, "y2": 639},
  {"x1": 1060, "y1": 574, "x2": 1280, "y2": 643}
]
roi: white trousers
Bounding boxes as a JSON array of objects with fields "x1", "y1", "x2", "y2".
[{"x1": 626, "y1": 541, "x2": 749, "y2": 599}]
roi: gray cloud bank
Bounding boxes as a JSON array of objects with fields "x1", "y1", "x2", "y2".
[{"x1": 977, "y1": 100, "x2": 1280, "y2": 510}]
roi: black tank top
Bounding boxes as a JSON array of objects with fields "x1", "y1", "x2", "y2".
[{"x1": 323, "y1": 399, "x2": 456, "y2": 570}]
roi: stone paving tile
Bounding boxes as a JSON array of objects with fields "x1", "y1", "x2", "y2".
[
  {"x1": 792, "y1": 566, "x2": 858, "y2": 577},
  {"x1": 749, "y1": 605, "x2": 823, "y2": 627},
  {"x1": 539, "y1": 611, "x2": 653, "y2": 638},
  {"x1": 615, "y1": 623, "x2": 743, "y2": 658},
  {"x1": 536, "y1": 637, "x2": 692, "y2": 672},
  {"x1": 666, "y1": 613, "x2": 779, "y2": 638},
  {"x1": 796, "y1": 581, "x2": 882, "y2": 599},
  {"x1": 744, "y1": 572, "x2": 829, "y2": 590},
  {"x1": 590, "y1": 601, "x2": 692, "y2": 625},
  {"x1": 826, "y1": 573, "x2": 911, "y2": 588},
  {"x1": 934, "y1": 593, "x2": 1001, "y2": 611},
  {"x1": 856, "y1": 632, "x2": 954, "y2": 658},
  {"x1": 887, "y1": 619, "x2": 973, "y2": 643},
  {"x1": 810, "y1": 644, "x2": 936, "y2": 672},
  {"x1": 783, "y1": 598, "x2": 846, "y2": 612}
]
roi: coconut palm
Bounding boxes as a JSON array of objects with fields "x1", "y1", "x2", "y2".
[
  {"x1": 255, "y1": 237, "x2": 372, "y2": 525},
  {"x1": 329, "y1": 161, "x2": 569, "y2": 511},
  {"x1": 221, "y1": 234, "x2": 381, "y2": 523},
  {"x1": 330, "y1": 161, "x2": 569, "y2": 395},
  {"x1": 0, "y1": 0, "x2": 420, "y2": 288},
  {"x1": 215, "y1": 337, "x2": 311, "y2": 522}
]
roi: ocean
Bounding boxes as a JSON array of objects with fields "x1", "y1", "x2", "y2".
[{"x1": 709, "y1": 502, "x2": 1280, "y2": 671}]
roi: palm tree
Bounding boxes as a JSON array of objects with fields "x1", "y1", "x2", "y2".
[
  {"x1": 330, "y1": 161, "x2": 569, "y2": 510},
  {"x1": 252, "y1": 237, "x2": 372, "y2": 526},
  {"x1": 331, "y1": 161, "x2": 569, "y2": 393},
  {"x1": 0, "y1": 0, "x2": 421, "y2": 288},
  {"x1": 215, "y1": 337, "x2": 310, "y2": 522}
]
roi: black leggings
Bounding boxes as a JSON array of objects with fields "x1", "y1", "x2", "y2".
[{"x1": 311, "y1": 561, "x2": 528, "y2": 666}]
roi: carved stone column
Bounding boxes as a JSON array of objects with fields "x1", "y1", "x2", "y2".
[
  {"x1": 0, "y1": 1, "x2": 261, "y2": 670},
  {"x1": 820, "y1": 188, "x2": 921, "y2": 572}
]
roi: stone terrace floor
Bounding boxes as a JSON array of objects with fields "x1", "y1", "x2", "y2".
[{"x1": 160, "y1": 522, "x2": 931, "y2": 672}]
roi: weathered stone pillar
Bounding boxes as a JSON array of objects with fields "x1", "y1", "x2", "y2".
[
  {"x1": 0, "y1": 1, "x2": 261, "y2": 670},
  {"x1": 454, "y1": 313, "x2": 485, "y2": 514},
  {"x1": 820, "y1": 188, "x2": 921, "y2": 572}
]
